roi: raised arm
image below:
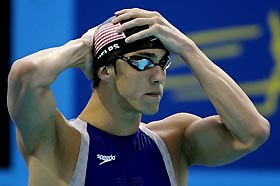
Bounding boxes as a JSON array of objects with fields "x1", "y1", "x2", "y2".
[
  {"x1": 178, "y1": 41, "x2": 270, "y2": 166},
  {"x1": 7, "y1": 27, "x2": 96, "y2": 155},
  {"x1": 113, "y1": 8, "x2": 270, "y2": 166}
]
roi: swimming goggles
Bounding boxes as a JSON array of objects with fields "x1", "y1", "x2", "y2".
[{"x1": 117, "y1": 55, "x2": 171, "y2": 71}]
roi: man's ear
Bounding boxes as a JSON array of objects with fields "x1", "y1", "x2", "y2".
[{"x1": 97, "y1": 65, "x2": 114, "y2": 81}]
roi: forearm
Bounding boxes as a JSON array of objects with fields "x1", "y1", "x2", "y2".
[
  {"x1": 12, "y1": 38, "x2": 91, "y2": 88},
  {"x1": 180, "y1": 40, "x2": 270, "y2": 145}
]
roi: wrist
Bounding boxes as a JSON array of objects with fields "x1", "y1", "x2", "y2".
[
  {"x1": 63, "y1": 38, "x2": 92, "y2": 69},
  {"x1": 179, "y1": 38, "x2": 197, "y2": 58}
]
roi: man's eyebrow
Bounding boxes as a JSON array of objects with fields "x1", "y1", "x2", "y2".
[{"x1": 135, "y1": 52, "x2": 157, "y2": 59}]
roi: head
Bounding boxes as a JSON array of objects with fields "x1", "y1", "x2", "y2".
[
  {"x1": 91, "y1": 16, "x2": 171, "y2": 115},
  {"x1": 92, "y1": 16, "x2": 170, "y2": 87}
]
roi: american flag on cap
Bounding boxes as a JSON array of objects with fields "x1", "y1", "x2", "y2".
[{"x1": 93, "y1": 22, "x2": 126, "y2": 55}]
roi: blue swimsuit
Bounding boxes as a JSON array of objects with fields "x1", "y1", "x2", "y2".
[{"x1": 69, "y1": 118, "x2": 177, "y2": 186}]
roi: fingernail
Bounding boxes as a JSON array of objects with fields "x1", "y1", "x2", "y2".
[
  {"x1": 115, "y1": 27, "x2": 120, "y2": 33},
  {"x1": 125, "y1": 38, "x2": 131, "y2": 43}
]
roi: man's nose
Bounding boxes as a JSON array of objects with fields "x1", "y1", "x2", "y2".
[{"x1": 150, "y1": 65, "x2": 166, "y2": 84}]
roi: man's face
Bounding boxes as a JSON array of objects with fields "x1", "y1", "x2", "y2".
[{"x1": 113, "y1": 48, "x2": 168, "y2": 115}]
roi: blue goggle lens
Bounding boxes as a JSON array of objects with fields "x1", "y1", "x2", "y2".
[{"x1": 118, "y1": 55, "x2": 171, "y2": 71}]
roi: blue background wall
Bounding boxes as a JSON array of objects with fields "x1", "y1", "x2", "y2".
[{"x1": 2, "y1": 0, "x2": 279, "y2": 185}]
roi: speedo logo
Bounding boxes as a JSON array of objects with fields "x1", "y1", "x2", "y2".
[{"x1": 97, "y1": 154, "x2": 116, "y2": 165}]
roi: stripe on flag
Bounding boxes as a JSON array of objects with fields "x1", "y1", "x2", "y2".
[{"x1": 94, "y1": 23, "x2": 126, "y2": 54}]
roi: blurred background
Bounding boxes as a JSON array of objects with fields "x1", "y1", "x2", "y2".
[{"x1": 1, "y1": 0, "x2": 279, "y2": 185}]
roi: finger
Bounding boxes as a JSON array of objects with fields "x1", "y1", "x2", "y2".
[
  {"x1": 88, "y1": 26, "x2": 98, "y2": 34},
  {"x1": 81, "y1": 25, "x2": 99, "y2": 45},
  {"x1": 112, "y1": 10, "x2": 139, "y2": 24},
  {"x1": 113, "y1": 8, "x2": 153, "y2": 24},
  {"x1": 112, "y1": 13, "x2": 130, "y2": 24},
  {"x1": 82, "y1": 26, "x2": 97, "y2": 40},
  {"x1": 116, "y1": 18, "x2": 153, "y2": 33},
  {"x1": 114, "y1": 8, "x2": 144, "y2": 16},
  {"x1": 125, "y1": 29, "x2": 152, "y2": 43},
  {"x1": 114, "y1": 8, "x2": 130, "y2": 16}
]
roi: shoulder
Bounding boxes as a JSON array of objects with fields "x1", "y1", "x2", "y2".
[
  {"x1": 144, "y1": 113, "x2": 201, "y2": 152},
  {"x1": 144, "y1": 113, "x2": 201, "y2": 174},
  {"x1": 146, "y1": 112, "x2": 201, "y2": 135}
]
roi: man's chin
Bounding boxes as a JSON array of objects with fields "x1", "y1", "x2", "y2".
[{"x1": 141, "y1": 108, "x2": 159, "y2": 116}]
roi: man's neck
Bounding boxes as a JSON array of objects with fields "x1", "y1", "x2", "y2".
[{"x1": 79, "y1": 91, "x2": 142, "y2": 136}]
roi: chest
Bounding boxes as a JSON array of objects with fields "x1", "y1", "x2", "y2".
[{"x1": 84, "y1": 125, "x2": 171, "y2": 186}]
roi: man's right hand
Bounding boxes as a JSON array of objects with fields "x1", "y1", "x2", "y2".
[{"x1": 74, "y1": 26, "x2": 99, "y2": 80}]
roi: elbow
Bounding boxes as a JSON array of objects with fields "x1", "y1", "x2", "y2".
[
  {"x1": 8, "y1": 59, "x2": 38, "y2": 86},
  {"x1": 247, "y1": 116, "x2": 270, "y2": 152},
  {"x1": 256, "y1": 117, "x2": 270, "y2": 143}
]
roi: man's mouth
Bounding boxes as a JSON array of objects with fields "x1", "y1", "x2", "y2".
[{"x1": 145, "y1": 92, "x2": 161, "y2": 98}]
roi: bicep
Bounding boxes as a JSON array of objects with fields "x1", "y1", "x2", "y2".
[
  {"x1": 8, "y1": 64, "x2": 57, "y2": 154},
  {"x1": 183, "y1": 115, "x2": 249, "y2": 166}
]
